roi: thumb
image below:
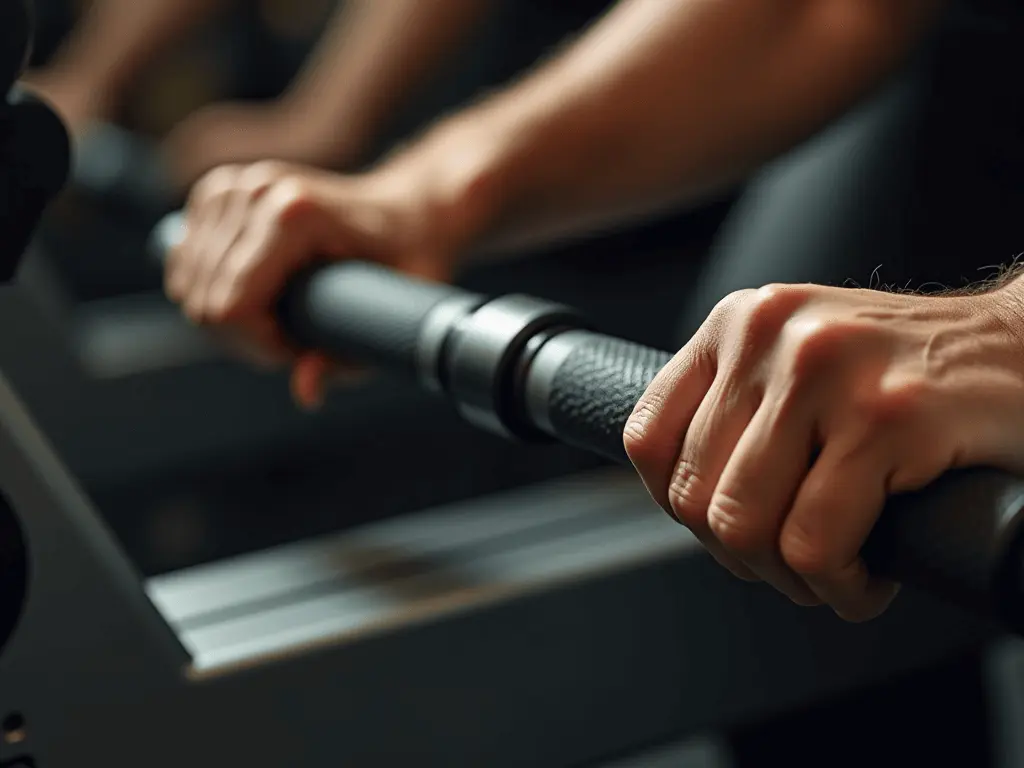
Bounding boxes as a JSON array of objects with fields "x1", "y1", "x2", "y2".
[
  {"x1": 290, "y1": 353, "x2": 333, "y2": 411},
  {"x1": 290, "y1": 353, "x2": 368, "y2": 410}
]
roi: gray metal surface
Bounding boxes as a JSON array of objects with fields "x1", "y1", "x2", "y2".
[
  {"x1": 147, "y1": 469, "x2": 691, "y2": 673},
  {"x1": 987, "y1": 638, "x2": 1024, "y2": 767},
  {"x1": 444, "y1": 293, "x2": 578, "y2": 437},
  {"x1": 600, "y1": 736, "x2": 732, "y2": 768}
]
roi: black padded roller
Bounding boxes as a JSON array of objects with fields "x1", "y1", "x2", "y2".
[
  {"x1": 278, "y1": 262, "x2": 478, "y2": 377},
  {"x1": 536, "y1": 330, "x2": 1024, "y2": 631},
  {"x1": 862, "y1": 469, "x2": 1024, "y2": 633}
]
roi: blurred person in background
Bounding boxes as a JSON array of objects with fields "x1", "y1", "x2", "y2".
[
  {"x1": 166, "y1": 0, "x2": 1023, "y2": 624},
  {"x1": 25, "y1": 0, "x2": 609, "y2": 188}
]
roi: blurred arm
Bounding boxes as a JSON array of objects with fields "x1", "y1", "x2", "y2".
[
  {"x1": 45, "y1": 0, "x2": 233, "y2": 99},
  {"x1": 376, "y1": 0, "x2": 945, "y2": 257},
  {"x1": 284, "y1": 0, "x2": 494, "y2": 163}
]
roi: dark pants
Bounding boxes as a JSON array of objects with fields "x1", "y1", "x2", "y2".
[{"x1": 687, "y1": 13, "x2": 1022, "y2": 768}]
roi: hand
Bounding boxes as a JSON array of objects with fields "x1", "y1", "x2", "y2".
[
  {"x1": 624, "y1": 283, "x2": 1024, "y2": 621},
  {"x1": 163, "y1": 101, "x2": 363, "y2": 190},
  {"x1": 163, "y1": 159, "x2": 461, "y2": 407}
]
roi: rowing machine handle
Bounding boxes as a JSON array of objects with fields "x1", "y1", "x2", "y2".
[{"x1": 153, "y1": 212, "x2": 1024, "y2": 633}]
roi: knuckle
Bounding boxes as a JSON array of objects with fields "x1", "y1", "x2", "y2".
[
  {"x1": 240, "y1": 160, "x2": 291, "y2": 191},
  {"x1": 842, "y1": 370, "x2": 933, "y2": 433},
  {"x1": 877, "y1": 373, "x2": 931, "y2": 414},
  {"x1": 749, "y1": 283, "x2": 807, "y2": 321},
  {"x1": 778, "y1": 526, "x2": 834, "y2": 577},
  {"x1": 706, "y1": 493, "x2": 767, "y2": 554},
  {"x1": 189, "y1": 164, "x2": 242, "y2": 207},
  {"x1": 164, "y1": 274, "x2": 183, "y2": 302},
  {"x1": 847, "y1": 387, "x2": 908, "y2": 431},
  {"x1": 784, "y1": 317, "x2": 869, "y2": 381},
  {"x1": 204, "y1": 292, "x2": 235, "y2": 323},
  {"x1": 265, "y1": 177, "x2": 318, "y2": 224},
  {"x1": 785, "y1": 318, "x2": 839, "y2": 377},
  {"x1": 622, "y1": 394, "x2": 666, "y2": 464},
  {"x1": 752, "y1": 282, "x2": 795, "y2": 310},
  {"x1": 666, "y1": 460, "x2": 710, "y2": 528},
  {"x1": 731, "y1": 284, "x2": 810, "y2": 358},
  {"x1": 183, "y1": 301, "x2": 205, "y2": 325},
  {"x1": 705, "y1": 288, "x2": 755, "y2": 331}
]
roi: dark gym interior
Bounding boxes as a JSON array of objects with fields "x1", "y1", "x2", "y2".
[{"x1": 2, "y1": 0, "x2": 1024, "y2": 766}]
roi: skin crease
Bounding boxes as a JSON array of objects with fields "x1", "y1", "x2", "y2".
[{"x1": 166, "y1": 0, "x2": 994, "y2": 620}]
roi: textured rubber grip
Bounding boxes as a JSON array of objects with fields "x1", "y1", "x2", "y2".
[
  {"x1": 863, "y1": 468, "x2": 1024, "y2": 632},
  {"x1": 547, "y1": 334, "x2": 673, "y2": 463},
  {"x1": 277, "y1": 262, "x2": 474, "y2": 377},
  {"x1": 544, "y1": 332, "x2": 1024, "y2": 630}
]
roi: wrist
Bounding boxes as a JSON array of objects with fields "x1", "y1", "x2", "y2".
[
  {"x1": 369, "y1": 107, "x2": 543, "y2": 262},
  {"x1": 278, "y1": 86, "x2": 371, "y2": 162},
  {"x1": 978, "y1": 277, "x2": 1024, "y2": 356},
  {"x1": 370, "y1": 119, "x2": 509, "y2": 262}
]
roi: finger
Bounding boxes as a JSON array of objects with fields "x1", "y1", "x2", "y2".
[
  {"x1": 780, "y1": 441, "x2": 899, "y2": 622},
  {"x1": 205, "y1": 184, "x2": 322, "y2": 320},
  {"x1": 164, "y1": 235, "x2": 189, "y2": 303},
  {"x1": 168, "y1": 167, "x2": 238, "y2": 310},
  {"x1": 668, "y1": 375, "x2": 763, "y2": 581},
  {"x1": 183, "y1": 179, "x2": 265, "y2": 322},
  {"x1": 291, "y1": 354, "x2": 333, "y2": 410},
  {"x1": 290, "y1": 354, "x2": 370, "y2": 411},
  {"x1": 709, "y1": 394, "x2": 822, "y2": 606},
  {"x1": 622, "y1": 340, "x2": 757, "y2": 580},
  {"x1": 624, "y1": 340, "x2": 716, "y2": 509},
  {"x1": 183, "y1": 198, "x2": 248, "y2": 321}
]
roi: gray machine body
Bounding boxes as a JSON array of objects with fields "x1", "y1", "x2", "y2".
[{"x1": 0, "y1": 360, "x2": 993, "y2": 767}]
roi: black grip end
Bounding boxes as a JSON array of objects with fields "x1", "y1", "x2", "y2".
[
  {"x1": 276, "y1": 263, "x2": 474, "y2": 376},
  {"x1": 864, "y1": 468, "x2": 1024, "y2": 633}
]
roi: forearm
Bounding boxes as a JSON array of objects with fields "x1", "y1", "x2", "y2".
[
  {"x1": 982, "y1": 265, "x2": 1024, "y2": 350},
  {"x1": 378, "y1": 0, "x2": 943, "y2": 257},
  {"x1": 50, "y1": 0, "x2": 231, "y2": 92},
  {"x1": 286, "y1": 0, "x2": 492, "y2": 158}
]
